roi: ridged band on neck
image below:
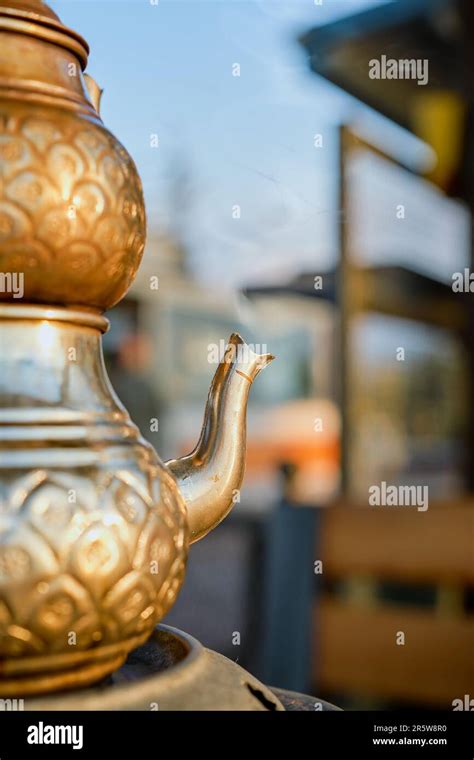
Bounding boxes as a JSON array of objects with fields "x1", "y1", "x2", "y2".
[
  {"x1": 0, "y1": 304, "x2": 109, "y2": 332},
  {"x1": 0, "y1": 6, "x2": 89, "y2": 68}
]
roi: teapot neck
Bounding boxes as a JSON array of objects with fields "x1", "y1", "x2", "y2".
[{"x1": 0, "y1": 305, "x2": 140, "y2": 464}]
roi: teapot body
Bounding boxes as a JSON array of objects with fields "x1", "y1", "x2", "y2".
[{"x1": 0, "y1": 310, "x2": 188, "y2": 694}]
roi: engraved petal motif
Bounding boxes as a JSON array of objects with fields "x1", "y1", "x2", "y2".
[
  {"x1": 23, "y1": 480, "x2": 75, "y2": 559},
  {"x1": 0, "y1": 622, "x2": 45, "y2": 657},
  {"x1": 0, "y1": 239, "x2": 53, "y2": 276},
  {"x1": 22, "y1": 118, "x2": 62, "y2": 152},
  {"x1": 59, "y1": 242, "x2": 101, "y2": 278},
  {"x1": 0, "y1": 107, "x2": 146, "y2": 309},
  {"x1": 133, "y1": 513, "x2": 175, "y2": 583},
  {"x1": 6, "y1": 170, "x2": 59, "y2": 213},
  {"x1": 69, "y1": 524, "x2": 129, "y2": 600},
  {"x1": 0, "y1": 525, "x2": 57, "y2": 587},
  {"x1": 37, "y1": 207, "x2": 86, "y2": 250},
  {"x1": 0, "y1": 200, "x2": 32, "y2": 241},
  {"x1": 71, "y1": 181, "x2": 107, "y2": 219},
  {"x1": 102, "y1": 570, "x2": 156, "y2": 639},
  {"x1": 46, "y1": 143, "x2": 85, "y2": 198},
  {"x1": 27, "y1": 574, "x2": 100, "y2": 651},
  {"x1": 0, "y1": 461, "x2": 188, "y2": 659},
  {"x1": 0, "y1": 134, "x2": 32, "y2": 179}
]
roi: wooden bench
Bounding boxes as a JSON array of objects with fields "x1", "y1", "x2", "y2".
[{"x1": 315, "y1": 503, "x2": 474, "y2": 707}]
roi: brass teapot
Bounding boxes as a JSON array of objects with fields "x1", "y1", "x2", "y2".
[{"x1": 0, "y1": 0, "x2": 273, "y2": 696}]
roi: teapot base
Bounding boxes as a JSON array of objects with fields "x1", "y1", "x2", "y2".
[
  {"x1": 0, "y1": 630, "x2": 151, "y2": 697},
  {"x1": 19, "y1": 624, "x2": 286, "y2": 710}
]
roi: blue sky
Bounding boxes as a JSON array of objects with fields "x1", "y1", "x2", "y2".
[{"x1": 54, "y1": 0, "x2": 424, "y2": 288}]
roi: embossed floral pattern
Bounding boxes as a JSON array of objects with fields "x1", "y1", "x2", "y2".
[
  {"x1": 0, "y1": 108, "x2": 146, "y2": 309},
  {"x1": 0, "y1": 465, "x2": 188, "y2": 658}
]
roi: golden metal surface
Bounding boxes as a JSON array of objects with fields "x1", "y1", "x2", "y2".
[{"x1": 0, "y1": 1, "x2": 273, "y2": 696}]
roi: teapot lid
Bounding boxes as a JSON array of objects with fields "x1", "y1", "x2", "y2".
[
  {"x1": 0, "y1": 0, "x2": 59, "y2": 19},
  {"x1": 0, "y1": 0, "x2": 89, "y2": 68}
]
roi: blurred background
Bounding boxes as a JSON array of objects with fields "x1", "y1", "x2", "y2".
[{"x1": 57, "y1": 0, "x2": 473, "y2": 709}]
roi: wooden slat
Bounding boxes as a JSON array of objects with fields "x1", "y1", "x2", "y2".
[
  {"x1": 321, "y1": 507, "x2": 474, "y2": 584},
  {"x1": 317, "y1": 598, "x2": 474, "y2": 706}
]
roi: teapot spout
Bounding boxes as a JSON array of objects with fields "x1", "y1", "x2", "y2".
[{"x1": 166, "y1": 334, "x2": 274, "y2": 543}]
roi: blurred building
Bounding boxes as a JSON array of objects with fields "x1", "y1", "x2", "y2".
[{"x1": 298, "y1": 0, "x2": 474, "y2": 709}]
